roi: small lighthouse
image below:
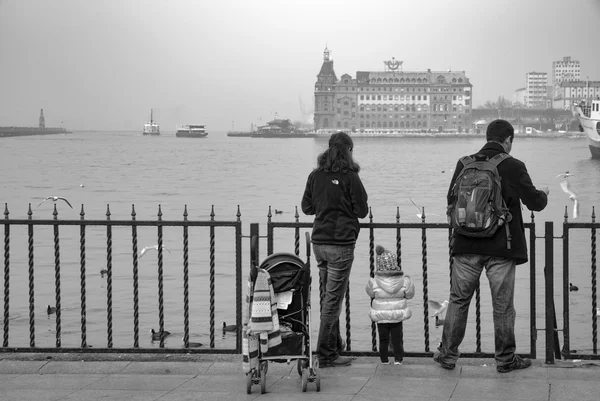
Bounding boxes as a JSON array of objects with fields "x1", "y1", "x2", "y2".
[{"x1": 39, "y1": 109, "x2": 45, "y2": 130}]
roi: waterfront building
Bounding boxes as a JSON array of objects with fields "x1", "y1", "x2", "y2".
[
  {"x1": 314, "y1": 47, "x2": 473, "y2": 132},
  {"x1": 552, "y1": 56, "x2": 581, "y2": 88},
  {"x1": 525, "y1": 72, "x2": 548, "y2": 108},
  {"x1": 552, "y1": 56, "x2": 581, "y2": 103},
  {"x1": 553, "y1": 80, "x2": 600, "y2": 110}
]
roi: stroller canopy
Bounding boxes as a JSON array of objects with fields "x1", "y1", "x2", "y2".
[{"x1": 259, "y1": 253, "x2": 309, "y2": 293}]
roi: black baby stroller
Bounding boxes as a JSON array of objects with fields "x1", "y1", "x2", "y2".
[{"x1": 245, "y1": 232, "x2": 320, "y2": 394}]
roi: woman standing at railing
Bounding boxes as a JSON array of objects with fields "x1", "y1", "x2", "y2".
[{"x1": 301, "y1": 131, "x2": 369, "y2": 368}]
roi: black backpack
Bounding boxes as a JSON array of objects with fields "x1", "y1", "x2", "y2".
[{"x1": 447, "y1": 153, "x2": 513, "y2": 249}]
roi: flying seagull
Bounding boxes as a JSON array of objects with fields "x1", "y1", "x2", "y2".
[
  {"x1": 37, "y1": 196, "x2": 73, "y2": 209},
  {"x1": 409, "y1": 197, "x2": 439, "y2": 219},
  {"x1": 140, "y1": 245, "x2": 171, "y2": 258},
  {"x1": 556, "y1": 171, "x2": 575, "y2": 179},
  {"x1": 428, "y1": 299, "x2": 449, "y2": 317},
  {"x1": 428, "y1": 299, "x2": 449, "y2": 328},
  {"x1": 559, "y1": 179, "x2": 579, "y2": 219}
]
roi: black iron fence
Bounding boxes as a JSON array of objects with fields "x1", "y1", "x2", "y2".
[
  {"x1": 1, "y1": 203, "x2": 242, "y2": 354},
  {"x1": 1, "y1": 202, "x2": 598, "y2": 363}
]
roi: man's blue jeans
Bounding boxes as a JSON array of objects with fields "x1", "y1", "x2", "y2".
[
  {"x1": 313, "y1": 244, "x2": 354, "y2": 362},
  {"x1": 439, "y1": 254, "x2": 517, "y2": 367}
]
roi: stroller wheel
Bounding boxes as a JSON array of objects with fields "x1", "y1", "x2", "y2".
[
  {"x1": 296, "y1": 359, "x2": 305, "y2": 376},
  {"x1": 313, "y1": 356, "x2": 321, "y2": 392},
  {"x1": 245, "y1": 372, "x2": 252, "y2": 394},
  {"x1": 301, "y1": 367, "x2": 309, "y2": 392},
  {"x1": 260, "y1": 362, "x2": 268, "y2": 394}
]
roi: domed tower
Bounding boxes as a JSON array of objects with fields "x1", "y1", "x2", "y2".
[
  {"x1": 314, "y1": 47, "x2": 337, "y2": 130},
  {"x1": 39, "y1": 109, "x2": 45, "y2": 130}
]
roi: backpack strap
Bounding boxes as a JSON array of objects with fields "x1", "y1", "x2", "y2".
[
  {"x1": 459, "y1": 155, "x2": 474, "y2": 167},
  {"x1": 489, "y1": 152, "x2": 512, "y2": 249},
  {"x1": 488, "y1": 153, "x2": 512, "y2": 168}
]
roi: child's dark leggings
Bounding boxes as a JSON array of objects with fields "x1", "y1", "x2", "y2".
[{"x1": 377, "y1": 322, "x2": 404, "y2": 363}]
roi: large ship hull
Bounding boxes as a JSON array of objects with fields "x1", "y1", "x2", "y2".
[
  {"x1": 574, "y1": 105, "x2": 600, "y2": 159},
  {"x1": 0, "y1": 127, "x2": 69, "y2": 137}
]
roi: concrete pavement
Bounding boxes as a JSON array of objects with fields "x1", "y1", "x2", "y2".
[{"x1": 0, "y1": 353, "x2": 599, "y2": 400}]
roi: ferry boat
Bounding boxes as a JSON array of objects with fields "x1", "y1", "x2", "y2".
[
  {"x1": 573, "y1": 98, "x2": 600, "y2": 159},
  {"x1": 143, "y1": 109, "x2": 160, "y2": 135},
  {"x1": 175, "y1": 125, "x2": 208, "y2": 138}
]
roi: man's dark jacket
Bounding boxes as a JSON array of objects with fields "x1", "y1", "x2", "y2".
[{"x1": 447, "y1": 142, "x2": 548, "y2": 265}]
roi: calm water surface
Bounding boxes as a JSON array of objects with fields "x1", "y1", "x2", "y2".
[{"x1": 1, "y1": 131, "x2": 599, "y2": 354}]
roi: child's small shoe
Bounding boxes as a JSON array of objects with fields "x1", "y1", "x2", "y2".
[
  {"x1": 394, "y1": 361, "x2": 402, "y2": 365},
  {"x1": 381, "y1": 360, "x2": 390, "y2": 365}
]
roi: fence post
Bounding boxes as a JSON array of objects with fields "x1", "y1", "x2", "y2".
[
  {"x1": 250, "y1": 223, "x2": 259, "y2": 268},
  {"x1": 545, "y1": 221, "x2": 555, "y2": 364}
]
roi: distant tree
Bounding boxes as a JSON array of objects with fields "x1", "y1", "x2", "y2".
[{"x1": 480, "y1": 96, "x2": 514, "y2": 110}]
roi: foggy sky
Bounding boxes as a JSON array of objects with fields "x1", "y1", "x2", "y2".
[{"x1": 1, "y1": 0, "x2": 599, "y2": 131}]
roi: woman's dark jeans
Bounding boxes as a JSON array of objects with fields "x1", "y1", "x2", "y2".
[{"x1": 313, "y1": 244, "x2": 354, "y2": 362}]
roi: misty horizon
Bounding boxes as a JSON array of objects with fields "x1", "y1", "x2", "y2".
[{"x1": 1, "y1": 0, "x2": 599, "y2": 131}]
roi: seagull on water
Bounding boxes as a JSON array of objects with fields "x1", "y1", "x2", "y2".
[
  {"x1": 37, "y1": 196, "x2": 73, "y2": 209},
  {"x1": 409, "y1": 197, "x2": 439, "y2": 219},
  {"x1": 222, "y1": 322, "x2": 237, "y2": 332},
  {"x1": 149, "y1": 328, "x2": 171, "y2": 341},
  {"x1": 559, "y1": 179, "x2": 579, "y2": 219},
  {"x1": 182, "y1": 338, "x2": 203, "y2": 348},
  {"x1": 140, "y1": 245, "x2": 171, "y2": 258}
]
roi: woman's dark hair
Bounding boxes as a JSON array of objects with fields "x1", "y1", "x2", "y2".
[
  {"x1": 316, "y1": 131, "x2": 360, "y2": 173},
  {"x1": 486, "y1": 119, "x2": 514, "y2": 143}
]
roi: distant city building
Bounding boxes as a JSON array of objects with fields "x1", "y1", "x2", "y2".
[
  {"x1": 513, "y1": 87, "x2": 526, "y2": 107},
  {"x1": 525, "y1": 72, "x2": 548, "y2": 108},
  {"x1": 553, "y1": 80, "x2": 600, "y2": 110},
  {"x1": 314, "y1": 47, "x2": 473, "y2": 132},
  {"x1": 552, "y1": 56, "x2": 581, "y2": 102},
  {"x1": 552, "y1": 56, "x2": 581, "y2": 87}
]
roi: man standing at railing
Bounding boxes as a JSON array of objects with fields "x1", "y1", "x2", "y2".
[
  {"x1": 435, "y1": 119, "x2": 549, "y2": 373},
  {"x1": 301, "y1": 131, "x2": 369, "y2": 368}
]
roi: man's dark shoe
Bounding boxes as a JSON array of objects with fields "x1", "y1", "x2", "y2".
[
  {"x1": 433, "y1": 352, "x2": 456, "y2": 370},
  {"x1": 496, "y1": 356, "x2": 532, "y2": 373},
  {"x1": 320, "y1": 355, "x2": 352, "y2": 368}
]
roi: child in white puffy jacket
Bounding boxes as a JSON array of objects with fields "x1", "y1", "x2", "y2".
[{"x1": 365, "y1": 245, "x2": 415, "y2": 365}]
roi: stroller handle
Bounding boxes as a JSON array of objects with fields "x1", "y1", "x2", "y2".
[{"x1": 305, "y1": 232, "x2": 311, "y2": 258}]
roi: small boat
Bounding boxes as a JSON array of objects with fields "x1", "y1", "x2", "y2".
[
  {"x1": 573, "y1": 98, "x2": 600, "y2": 159},
  {"x1": 143, "y1": 109, "x2": 160, "y2": 135},
  {"x1": 176, "y1": 124, "x2": 208, "y2": 138}
]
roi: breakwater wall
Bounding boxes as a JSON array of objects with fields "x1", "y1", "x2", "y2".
[{"x1": 0, "y1": 127, "x2": 70, "y2": 137}]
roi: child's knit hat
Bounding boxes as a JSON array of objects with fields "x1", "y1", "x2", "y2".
[{"x1": 375, "y1": 245, "x2": 403, "y2": 276}]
